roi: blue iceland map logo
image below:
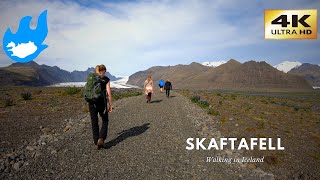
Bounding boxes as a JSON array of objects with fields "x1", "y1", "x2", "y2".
[{"x1": 2, "y1": 10, "x2": 48, "y2": 63}]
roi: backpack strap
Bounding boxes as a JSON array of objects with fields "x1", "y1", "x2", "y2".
[
  {"x1": 101, "y1": 77, "x2": 108, "y2": 113},
  {"x1": 145, "y1": 80, "x2": 150, "y2": 87}
]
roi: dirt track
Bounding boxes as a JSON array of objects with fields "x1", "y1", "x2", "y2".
[{"x1": 5, "y1": 92, "x2": 270, "y2": 179}]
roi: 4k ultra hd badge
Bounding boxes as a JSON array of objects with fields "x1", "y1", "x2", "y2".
[{"x1": 265, "y1": 9, "x2": 318, "y2": 40}]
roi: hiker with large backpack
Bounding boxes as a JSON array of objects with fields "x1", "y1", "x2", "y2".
[
  {"x1": 158, "y1": 79, "x2": 165, "y2": 93},
  {"x1": 144, "y1": 76, "x2": 154, "y2": 103},
  {"x1": 84, "y1": 64, "x2": 113, "y2": 149}
]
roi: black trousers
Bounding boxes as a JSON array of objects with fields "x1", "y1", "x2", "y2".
[
  {"x1": 88, "y1": 101, "x2": 109, "y2": 145},
  {"x1": 146, "y1": 92, "x2": 152, "y2": 101},
  {"x1": 166, "y1": 89, "x2": 170, "y2": 97}
]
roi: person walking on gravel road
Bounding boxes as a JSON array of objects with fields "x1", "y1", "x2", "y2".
[
  {"x1": 144, "y1": 76, "x2": 154, "y2": 103},
  {"x1": 85, "y1": 65, "x2": 113, "y2": 149},
  {"x1": 164, "y1": 79, "x2": 172, "y2": 98},
  {"x1": 158, "y1": 79, "x2": 165, "y2": 93}
]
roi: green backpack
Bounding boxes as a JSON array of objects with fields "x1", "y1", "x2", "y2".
[{"x1": 84, "y1": 73, "x2": 105, "y2": 103}]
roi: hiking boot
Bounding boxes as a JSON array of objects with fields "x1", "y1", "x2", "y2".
[{"x1": 97, "y1": 138, "x2": 104, "y2": 149}]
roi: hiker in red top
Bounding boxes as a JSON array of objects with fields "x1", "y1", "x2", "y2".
[{"x1": 144, "y1": 76, "x2": 154, "y2": 103}]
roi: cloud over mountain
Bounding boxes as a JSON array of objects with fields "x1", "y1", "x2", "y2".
[{"x1": 0, "y1": 0, "x2": 319, "y2": 75}]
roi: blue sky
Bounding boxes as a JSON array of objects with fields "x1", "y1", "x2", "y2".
[{"x1": 0, "y1": 0, "x2": 319, "y2": 76}]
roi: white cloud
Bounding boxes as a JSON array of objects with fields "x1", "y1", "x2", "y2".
[{"x1": 0, "y1": 0, "x2": 319, "y2": 75}]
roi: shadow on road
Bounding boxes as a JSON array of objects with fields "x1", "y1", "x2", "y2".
[
  {"x1": 150, "y1": 100, "x2": 163, "y2": 103},
  {"x1": 104, "y1": 123, "x2": 150, "y2": 149}
]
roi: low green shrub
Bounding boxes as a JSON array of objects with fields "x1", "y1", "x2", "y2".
[
  {"x1": 198, "y1": 99, "x2": 210, "y2": 108},
  {"x1": 112, "y1": 91, "x2": 143, "y2": 101},
  {"x1": 231, "y1": 94, "x2": 237, "y2": 100},
  {"x1": 3, "y1": 96, "x2": 15, "y2": 107},
  {"x1": 65, "y1": 86, "x2": 81, "y2": 95},
  {"x1": 191, "y1": 95, "x2": 201, "y2": 103},
  {"x1": 207, "y1": 107, "x2": 220, "y2": 116},
  {"x1": 21, "y1": 92, "x2": 32, "y2": 100}
]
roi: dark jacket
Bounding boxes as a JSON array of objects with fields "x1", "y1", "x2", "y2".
[{"x1": 164, "y1": 81, "x2": 172, "y2": 90}]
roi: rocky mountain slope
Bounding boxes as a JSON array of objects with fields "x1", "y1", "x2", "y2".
[
  {"x1": 0, "y1": 61, "x2": 118, "y2": 86},
  {"x1": 127, "y1": 62, "x2": 211, "y2": 88},
  {"x1": 127, "y1": 59, "x2": 312, "y2": 90},
  {"x1": 288, "y1": 63, "x2": 320, "y2": 87}
]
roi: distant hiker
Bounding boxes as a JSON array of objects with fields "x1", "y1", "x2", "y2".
[
  {"x1": 158, "y1": 79, "x2": 165, "y2": 93},
  {"x1": 84, "y1": 64, "x2": 113, "y2": 149},
  {"x1": 144, "y1": 76, "x2": 154, "y2": 103},
  {"x1": 164, "y1": 80, "x2": 172, "y2": 98}
]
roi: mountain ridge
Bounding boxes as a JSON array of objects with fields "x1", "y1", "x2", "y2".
[
  {"x1": 127, "y1": 59, "x2": 312, "y2": 90},
  {"x1": 288, "y1": 63, "x2": 320, "y2": 87},
  {"x1": 0, "y1": 61, "x2": 119, "y2": 86}
]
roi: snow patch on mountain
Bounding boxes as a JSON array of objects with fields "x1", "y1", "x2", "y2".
[
  {"x1": 274, "y1": 61, "x2": 302, "y2": 73},
  {"x1": 202, "y1": 61, "x2": 226, "y2": 67}
]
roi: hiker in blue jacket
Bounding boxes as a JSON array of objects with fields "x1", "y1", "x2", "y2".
[{"x1": 158, "y1": 79, "x2": 165, "y2": 93}]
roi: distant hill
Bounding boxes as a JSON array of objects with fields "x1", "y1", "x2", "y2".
[
  {"x1": 288, "y1": 63, "x2": 320, "y2": 87},
  {"x1": 127, "y1": 59, "x2": 312, "y2": 90},
  {"x1": 0, "y1": 61, "x2": 119, "y2": 86},
  {"x1": 127, "y1": 62, "x2": 211, "y2": 89}
]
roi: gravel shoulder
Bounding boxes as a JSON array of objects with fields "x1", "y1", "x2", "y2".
[{"x1": 2, "y1": 91, "x2": 272, "y2": 179}]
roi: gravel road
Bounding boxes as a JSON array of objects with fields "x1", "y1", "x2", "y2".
[{"x1": 7, "y1": 91, "x2": 269, "y2": 179}]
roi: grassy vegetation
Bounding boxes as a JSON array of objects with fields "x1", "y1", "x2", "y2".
[
  {"x1": 190, "y1": 95, "x2": 200, "y2": 103},
  {"x1": 230, "y1": 93, "x2": 237, "y2": 100},
  {"x1": 112, "y1": 91, "x2": 143, "y2": 101},
  {"x1": 2, "y1": 96, "x2": 15, "y2": 107},
  {"x1": 21, "y1": 91, "x2": 32, "y2": 100},
  {"x1": 197, "y1": 99, "x2": 210, "y2": 108},
  {"x1": 0, "y1": 86, "x2": 143, "y2": 109},
  {"x1": 189, "y1": 94, "x2": 221, "y2": 115},
  {"x1": 207, "y1": 107, "x2": 220, "y2": 116},
  {"x1": 61, "y1": 85, "x2": 143, "y2": 100},
  {"x1": 178, "y1": 88, "x2": 320, "y2": 175},
  {"x1": 64, "y1": 86, "x2": 82, "y2": 95}
]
